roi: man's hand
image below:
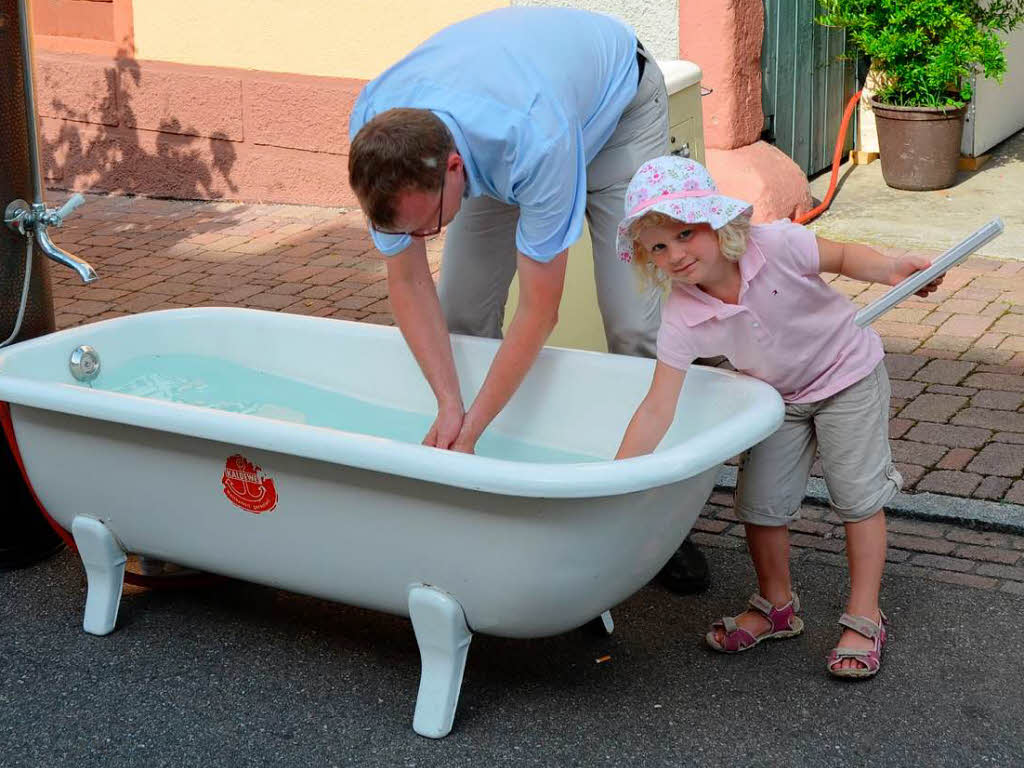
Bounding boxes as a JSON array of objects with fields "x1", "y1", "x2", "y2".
[
  {"x1": 423, "y1": 400, "x2": 465, "y2": 449},
  {"x1": 450, "y1": 428, "x2": 478, "y2": 454},
  {"x1": 888, "y1": 250, "x2": 944, "y2": 297},
  {"x1": 449, "y1": 411, "x2": 486, "y2": 454},
  {"x1": 385, "y1": 238, "x2": 467, "y2": 450}
]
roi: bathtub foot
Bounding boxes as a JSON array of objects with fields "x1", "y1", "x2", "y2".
[
  {"x1": 586, "y1": 610, "x2": 615, "y2": 637},
  {"x1": 408, "y1": 585, "x2": 472, "y2": 739},
  {"x1": 71, "y1": 516, "x2": 126, "y2": 636}
]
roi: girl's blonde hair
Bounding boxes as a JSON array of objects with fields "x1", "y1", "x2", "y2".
[{"x1": 628, "y1": 211, "x2": 751, "y2": 290}]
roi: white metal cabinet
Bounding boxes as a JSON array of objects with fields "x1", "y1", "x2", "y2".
[{"x1": 962, "y1": 27, "x2": 1024, "y2": 157}]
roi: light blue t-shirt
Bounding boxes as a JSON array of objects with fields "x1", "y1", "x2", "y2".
[{"x1": 348, "y1": 7, "x2": 639, "y2": 262}]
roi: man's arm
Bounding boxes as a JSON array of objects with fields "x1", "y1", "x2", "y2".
[
  {"x1": 385, "y1": 237, "x2": 465, "y2": 448},
  {"x1": 453, "y1": 249, "x2": 568, "y2": 453}
]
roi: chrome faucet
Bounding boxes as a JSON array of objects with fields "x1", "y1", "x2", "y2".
[
  {"x1": 4, "y1": 194, "x2": 98, "y2": 283},
  {"x1": 5, "y1": 0, "x2": 97, "y2": 285}
]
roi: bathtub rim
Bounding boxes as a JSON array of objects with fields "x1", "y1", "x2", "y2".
[{"x1": 0, "y1": 308, "x2": 784, "y2": 499}]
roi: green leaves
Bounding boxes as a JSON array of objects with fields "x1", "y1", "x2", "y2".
[{"x1": 818, "y1": 0, "x2": 1024, "y2": 107}]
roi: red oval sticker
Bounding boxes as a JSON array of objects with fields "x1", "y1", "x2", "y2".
[{"x1": 222, "y1": 454, "x2": 278, "y2": 514}]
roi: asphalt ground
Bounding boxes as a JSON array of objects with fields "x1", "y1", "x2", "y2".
[{"x1": 2, "y1": 541, "x2": 1021, "y2": 767}]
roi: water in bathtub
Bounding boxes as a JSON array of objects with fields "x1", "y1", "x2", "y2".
[{"x1": 98, "y1": 355, "x2": 597, "y2": 464}]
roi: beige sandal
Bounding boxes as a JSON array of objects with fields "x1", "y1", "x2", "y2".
[{"x1": 827, "y1": 610, "x2": 889, "y2": 679}]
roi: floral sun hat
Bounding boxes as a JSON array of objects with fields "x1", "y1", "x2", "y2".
[{"x1": 615, "y1": 156, "x2": 753, "y2": 263}]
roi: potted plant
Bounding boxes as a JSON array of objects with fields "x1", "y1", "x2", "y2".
[{"x1": 819, "y1": 0, "x2": 1024, "y2": 190}]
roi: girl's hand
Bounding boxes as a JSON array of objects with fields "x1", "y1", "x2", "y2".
[
  {"x1": 889, "y1": 251, "x2": 945, "y2": 297},
  {"x1": 615, "y1": 361, "x2": 686, "y2": 459},
  {"x1": 424, "y1": 401, "x2": 465, "y2": 450}
]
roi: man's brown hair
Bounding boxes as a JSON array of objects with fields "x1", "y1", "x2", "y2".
[{"x1": 348, "y1": 108, "x2": 454, "y2": 230}]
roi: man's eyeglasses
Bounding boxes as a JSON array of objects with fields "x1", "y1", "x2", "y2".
[{"x1": 376, "y1": 169, "x2": 445, "y2": 237}]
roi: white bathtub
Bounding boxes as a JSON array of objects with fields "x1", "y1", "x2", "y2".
[{"x1": 0, "y1": 307, "x2": 782, "y2": 737}]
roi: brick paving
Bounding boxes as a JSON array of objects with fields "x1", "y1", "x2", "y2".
[
  {"x1": 39, "y1": 191, "x2": 1024, "y2": 508},
  {"x1": 696, "y1": 492, "x2": 1024, "y2": 595}
]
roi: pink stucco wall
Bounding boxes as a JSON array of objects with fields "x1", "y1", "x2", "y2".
[
  {"x1": 679, "y1": 0, "x2": 764, "y2": 150},
  {"x1": 32, "y1": 0, "x2": 812, "y2": 216},
  {"x1": 679, "y1": 0, "x2": 811, "y2": 221},
  {"x1": 36, "y1": 51, "x2": 362, "y2": 207}
]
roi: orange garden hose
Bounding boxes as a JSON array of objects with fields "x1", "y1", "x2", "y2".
[{"x1": 794, "y1": 89, "x2": 863, "y2": 225}]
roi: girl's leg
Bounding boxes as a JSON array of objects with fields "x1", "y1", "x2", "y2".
[
  {"x1": 813, "y1": 365, "x2": 900, "y2": 673},
  {"x1": 713, "y1": 404, "x2": 816, "y2": 644},
  {"x1": 710, "y1": 522, "x2": 792, "y2": 644},
  {"x1": 834, "y1": 508, "x2": 888, "y2": 672}
]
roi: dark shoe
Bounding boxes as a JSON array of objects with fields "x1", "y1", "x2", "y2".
[{"x1": 656, "y1": 537, "x2": 711, "y2": 595}]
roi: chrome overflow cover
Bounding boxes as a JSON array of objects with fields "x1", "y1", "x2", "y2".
[{"x1": 69, "y1": 345, "x2": 100, "y2": 382}]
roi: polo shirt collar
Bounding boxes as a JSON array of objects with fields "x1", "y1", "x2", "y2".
[
  {"x1": 739, "y1": 233, "x2": 767, "y2": 285},
  {"x1": 434, "y1": 111, "x2": 483, "y2": 199},
  {"x1": 672, "y1": 236, "x2": 767, "y2": 327}
]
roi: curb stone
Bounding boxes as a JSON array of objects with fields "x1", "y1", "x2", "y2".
[{"x1": 715, "y1": 466, "x2": 1024, "y2": 535}]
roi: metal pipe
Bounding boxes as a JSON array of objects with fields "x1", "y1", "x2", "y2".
[
  {"x1": 16, "y1": 0, "x2": 43, "y2": 206},
  {"x1": 4, "y1": 1, "x2": 97, "y2": 285},
  {"x1": 0, "y1": 0, "x2": 65, "y2": 568}
]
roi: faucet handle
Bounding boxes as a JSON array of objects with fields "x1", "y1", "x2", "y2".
[
  {"x1": 4, "y1": 199, "x2": 31, "y2": 236},
  {"x1": 51, "y1": 193, "x2": 86, "y2": 226}
]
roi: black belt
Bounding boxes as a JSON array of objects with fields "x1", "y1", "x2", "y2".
[{"x1": 636, "y1": 39, "x2": 647, "y2": 85}]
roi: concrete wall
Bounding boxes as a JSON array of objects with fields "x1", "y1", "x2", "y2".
[
  {"x1": 32, "y1": 0, "x2": 134, "y2": 56},
  {"x1": 512, "y1": 0, "x2": 678, "y2": 61},
  {"x1": 35, "y1": 52, "x2": 364, "y2": 207},
  {"x1": 31, "y1": 0, "x2": 509, "y2": 205},
  {"x1": 677, "y1": 0, "x2": 811, "y2": 222},
  {"x1": 131, "y1": 0, "x2": 506, "y2": 80},
  {"x1": 30, "y1": 0, "x2": 682, "y2": 206}
]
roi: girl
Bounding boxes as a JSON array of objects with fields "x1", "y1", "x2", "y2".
[{"x1": 614, "y1": 156, "x2": 942, "y2": 678}]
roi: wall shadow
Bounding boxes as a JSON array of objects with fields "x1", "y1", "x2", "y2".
[{"x1": 39, "y1": 47, "x2": 241, "y2": 240}]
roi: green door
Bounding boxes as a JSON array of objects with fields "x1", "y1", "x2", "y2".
[{"x1": 761, "y1": 0, "x2": 858, "y2": 176}]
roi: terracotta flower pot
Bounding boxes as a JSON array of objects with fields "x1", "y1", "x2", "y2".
[{"x1": 871, "y1": 99, "x2": 967, "y2": 191}]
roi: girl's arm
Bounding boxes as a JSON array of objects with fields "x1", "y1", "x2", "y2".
[
  {"x1": 615, "y1": 361, "x2": 687, "y2": 460},
  {"x1": 816, "y1": 237, "x2": 944, "y2": 296}
]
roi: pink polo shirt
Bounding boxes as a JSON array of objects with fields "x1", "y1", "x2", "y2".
[{"x1": 656, "y1": 219, "x2": 884, "y2": 403}]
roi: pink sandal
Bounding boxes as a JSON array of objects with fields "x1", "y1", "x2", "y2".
[
  {"x1": 705, "y1": 592, "x2": 803, "y2": 653},
  {"x1": 826, "y1": 610, "x2": 888, "y2": 679}
]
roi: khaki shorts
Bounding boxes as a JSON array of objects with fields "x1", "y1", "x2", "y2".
[{"x1": 735, "y1": 362, "x2": 902, "y2": 526}]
